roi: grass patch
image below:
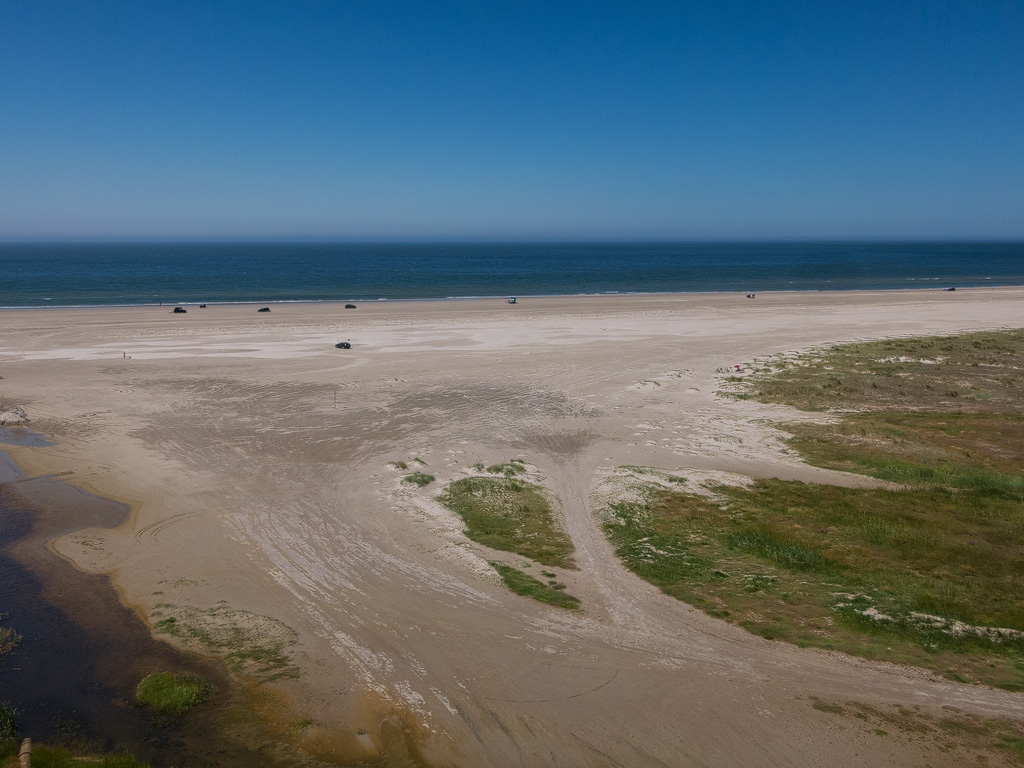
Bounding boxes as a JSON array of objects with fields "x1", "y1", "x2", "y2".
[
  {"x1": 388, "y1": 460, "x2": 408, "y2": 470},
  {"x1": 135, "y1": 671, "x2": 210, "y2": 716},
  {"x1": 490, "y1": 563, "x2": 580, "y2": 610},
  {"x1": 151, "y1": 603, "x2": 299, "y2": 682},
  {"x1": 437, "y1": 476, "x2": 576, "y2": 569},
  {"x1": 402, "y1": 471, "x2": 435, "y2": 487},
  {"x1": 727, "y1": 529, "x2": 833, "y2": 573}
]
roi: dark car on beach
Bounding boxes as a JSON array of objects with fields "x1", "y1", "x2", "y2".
[{"x1": 335, "y1": 341, "x2": 351, "y2": 349}]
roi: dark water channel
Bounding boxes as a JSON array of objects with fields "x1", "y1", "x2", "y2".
[{"x1": 0, "y1": 442, "x2": 283, "y2": 766}]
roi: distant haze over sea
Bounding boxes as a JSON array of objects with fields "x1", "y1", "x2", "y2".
[{"x1": 1, "y1": 241, "x2": 1022, "y2": 308}]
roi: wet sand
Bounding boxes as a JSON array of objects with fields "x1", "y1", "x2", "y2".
[{"x1": 1, "y1": 289, "x2": 1023, "y2": 766}]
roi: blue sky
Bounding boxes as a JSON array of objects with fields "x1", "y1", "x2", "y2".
[{"x1": 1, "y1": 1, "x2": 1021, "y2": 240}]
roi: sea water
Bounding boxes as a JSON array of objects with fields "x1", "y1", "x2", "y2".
[{"x1": 1, "y1": 241, "x2": 1022, "y2": 307}]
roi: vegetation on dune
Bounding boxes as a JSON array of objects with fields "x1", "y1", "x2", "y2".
[
  {"x1": 490, "y1": 563, "x2": 580, "y2": 610},
  {"x1": 602, "y1": 477, "x2": 1024, "y2": 688},
  {"x1": 402, "y1": 471, "x2": 435, "y2": 487},
  {"x1": 733, "y1": 329, "x2": 1024, "y2": 415},
  {"x1": 438, "y1": 475, "x2": 576, "y2": 570},
  {"x1": 600, "y1": 329, "x2": 1024, "y2": 689},
  {"x1": 438, "y1": 466, "x2": 580, "y2": 607},
  {"x1": 786, "y1": 412, "x2": 1024, "y2": 491},
  {"x1": 485, "y1": 459, "x2": 527, "y2": 477},
  {"x1": 136, "y1": 671, "x2": 211, "y2": 717}
]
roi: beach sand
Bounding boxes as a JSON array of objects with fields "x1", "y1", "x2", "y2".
[{"x1": 2, "y1": 289, "x2": 1022, "y2": 766}]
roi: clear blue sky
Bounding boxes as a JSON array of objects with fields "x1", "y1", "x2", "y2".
[{"x1": 1, "y1": 1, "x2": 1021, "y2": 240}]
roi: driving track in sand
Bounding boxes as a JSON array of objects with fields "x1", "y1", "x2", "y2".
[{"x1": 2, "y1": 290, "x2": 1022, "y2": 766}]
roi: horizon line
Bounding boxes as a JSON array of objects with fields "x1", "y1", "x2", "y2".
[{"x1": 3, "y1": 236, "x2": 1024, "y2": 246}]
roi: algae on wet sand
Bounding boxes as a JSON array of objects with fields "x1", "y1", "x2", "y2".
[
  {"x1": 0, "y1": 622, "x2": 19, "y2": 657},
  {"x1": 151, "y1": 603, "x2": 300, "y2": 683}
]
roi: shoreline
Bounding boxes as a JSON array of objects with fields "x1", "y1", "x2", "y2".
[
  {"x1": 0, "y1": 282, "x2": 1015, "y2": 311},
  {"x1": 2, "y1": 288, "x2": 1023, "y2": 766}
]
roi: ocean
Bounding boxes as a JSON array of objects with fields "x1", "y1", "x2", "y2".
[{"x1": 1, "y1": 241, "x2": 1022, "y2": 308}]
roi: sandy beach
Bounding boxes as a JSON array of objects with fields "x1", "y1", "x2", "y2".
[{"x1": 2, "y1": 288, "x2": 1023, "y2": 766}]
